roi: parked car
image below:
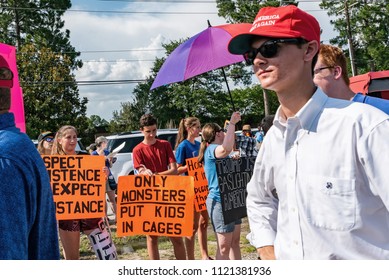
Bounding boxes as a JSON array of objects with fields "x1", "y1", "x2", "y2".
[{"x1": 106, "y1": 129, "x2": 178, "y2": 181}]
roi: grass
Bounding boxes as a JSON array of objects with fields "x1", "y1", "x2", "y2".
[{"x1": 60, "y1": 216, "x2": 256, "y2": 260}]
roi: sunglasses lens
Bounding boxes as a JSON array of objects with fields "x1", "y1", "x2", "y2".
[
  {"x1": 261, "y1": 42, "x2": 278, "y2": 58},
  {"x1": 244, "y1": 41, "x2": 279, "y2": 65},
  {"x1": 46, "y1": 137, "x2": 53, "y2": 143}
]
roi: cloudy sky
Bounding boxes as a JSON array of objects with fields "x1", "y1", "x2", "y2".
[{"x1": 64, "y1": 0, "x2": 337, "y2": 121}]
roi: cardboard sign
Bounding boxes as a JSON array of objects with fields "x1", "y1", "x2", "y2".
[
  {"x1": 42, "y1": 155, "x2": 106, "y2": 220},
  {"x1": 186, "y1": 157, "x2": 208, "y2": 212},
  {"x1": 116, "y1": 175, "x2": 194, "y2": 238},
  {"x1": 215, "y1": 156, "x2": 256, "y2": 224}
]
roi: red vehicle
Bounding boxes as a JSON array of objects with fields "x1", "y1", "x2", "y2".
[{"x1": 349, "y1": 70, "x2": 389, "y2": 99}]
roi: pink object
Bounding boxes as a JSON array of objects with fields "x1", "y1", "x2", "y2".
[{"x1": 0, "y1": 43, "x2": 25, "y2": 132}]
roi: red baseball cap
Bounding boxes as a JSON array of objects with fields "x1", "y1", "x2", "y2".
[
  {"x1": 228, "y1": 5, "x2": 321, "y2": 55},
  {"x1": 0, "y1": 55, "x2": 13, "y2": 88}
]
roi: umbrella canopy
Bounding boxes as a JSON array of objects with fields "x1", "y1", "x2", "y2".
[
  {"x1": 350, "y1": 70, "x2": 389, "y2": 99},
  {"x1": 150, "y1": 22, "x2": 251, "y2": 109}
]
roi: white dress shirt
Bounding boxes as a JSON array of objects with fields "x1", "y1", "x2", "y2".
[{"x1": 246, "y1": 88, "x2": 389, "y2": 259}]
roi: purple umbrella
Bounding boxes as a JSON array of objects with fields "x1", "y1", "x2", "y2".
[{"x1": 150, "y1": 21, "x2": 251, "y2": 110}]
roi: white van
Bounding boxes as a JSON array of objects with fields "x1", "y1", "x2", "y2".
[{"x1": 106, "y1": 129, "x2": 178, "y2": 181}]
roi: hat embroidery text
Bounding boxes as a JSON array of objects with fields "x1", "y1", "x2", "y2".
[{"x1": 250, "y1": 15, "x2": 279, "y2": 32}]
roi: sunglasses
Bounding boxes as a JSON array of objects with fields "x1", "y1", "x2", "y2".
[
  {"x1": 313, "y1": 66, "x2": 334, "y2": 75},
  {"x1": 45, "y1": 137, "x2": 54, "y2": 143},
  {"x1": 217, "y1": 128, "x2": 227, "y2": 133},
  {"x1": 244, "y1": 38, "x2": 307, "y2": 65}
]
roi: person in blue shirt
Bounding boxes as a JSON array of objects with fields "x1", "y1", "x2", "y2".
[
  {"x1": 254, "y1": 115, "x2": 275, "y2": 149},
  {"x1": 175, "y1": 117, "x2": 212, "y2": 260},
  {"x1": 198, "y1": 111, "x2": 241, "y2": 260},
  {"x1": 0, "y1": 56, "x2": 60, "y2": 259},
  {"x1": 314, "y1": 44, "x2": 389, "y2": 114}
]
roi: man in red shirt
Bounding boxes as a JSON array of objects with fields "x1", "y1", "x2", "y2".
[{"x1": 133, "y1": 113, "x2": 186, "y2": 260}]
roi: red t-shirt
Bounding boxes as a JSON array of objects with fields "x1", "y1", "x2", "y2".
[{"x1": 133, "y1": 139, "x2": 176, "y2": 173}]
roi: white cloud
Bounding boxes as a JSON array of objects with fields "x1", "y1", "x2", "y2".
[{"x1": 64, "y1": 0, "x2": 337, "y2": 121}]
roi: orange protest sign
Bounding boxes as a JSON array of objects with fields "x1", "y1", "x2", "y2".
[
  {"x1": 42, "y1": 155, "x2": 106, "y2": 220},
  {"x1": 116, "y1": 175, "x2": 194, "y2": 238},
  {"x1": 186, "y1": 157, "x2": 209, "y2": 212}
]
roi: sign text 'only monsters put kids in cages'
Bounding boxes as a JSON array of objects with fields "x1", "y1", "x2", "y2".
[{"x1": 116, "y1": 175, "x2": 195, "y2": 237}]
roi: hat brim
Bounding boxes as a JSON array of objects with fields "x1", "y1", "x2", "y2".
[
  {"x1": 228, "y1": 34, "x2": 257, "y2": 55},
  {"x1": 38, "y1": 132, "x2": 55, "y2": 142}
]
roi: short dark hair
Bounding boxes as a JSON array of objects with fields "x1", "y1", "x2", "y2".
[
  {"x1": 0, "y1": 88, "x2": 11, "y2": 111},
  {"x1": 140, "y1": 114, "x2": 157, "y2": 128},
  {"x1": 0, "y1": 66, "x2": 13, "y2": 111},
  {"x1": 260, "y1": 115, "x2": 275, "y2": 135}
]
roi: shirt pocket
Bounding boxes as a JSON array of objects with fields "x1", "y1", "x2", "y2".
[{"x1": 306, "y1": 175, "x2": 356, "y2": 231}]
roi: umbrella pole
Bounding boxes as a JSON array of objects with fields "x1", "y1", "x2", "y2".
[{"x1": 221, "y1": 67, "x2": 236, "y2": 111}]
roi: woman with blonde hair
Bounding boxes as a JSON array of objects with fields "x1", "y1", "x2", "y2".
[
  {"x1": 52, "y1": 125, "x2": 117, "y2": 260},
  {"x1": 198, "y1": 112, "x2": 242, "y2": 260},
  {"x1": 175, "y1": 117, "x2": 212, "y2": 260}
]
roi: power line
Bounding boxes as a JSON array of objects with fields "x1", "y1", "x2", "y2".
[
  {"x1": 99, "y1": 0, "x2": 216, "y2": 2},
  {"x1": 0, "y1": 6, "x2": 217, "y2": 15},
  {"x1": 78, "y1": 49, "x2": 163, "y2": 53},
  {"x1": 16, "y1": 48, "x2": 164, "y2": 55},
  {"x1": 82, "y1": 59, "x2": 155, "y2": 63},
  {"x1": 20, "y1": 79, "x2": 147, "y2": 86}
]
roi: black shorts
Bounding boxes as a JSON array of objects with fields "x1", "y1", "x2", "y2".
[{"x1": 58, "y1": 218, "x2": 103, "y2": 232}]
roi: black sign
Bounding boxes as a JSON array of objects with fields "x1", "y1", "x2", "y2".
[{"x1": 215, "y1": 156, "x2": 255, "y2": 224}]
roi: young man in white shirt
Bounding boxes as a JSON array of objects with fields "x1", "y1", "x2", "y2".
[
  {"x1": 314, "y1": 43, "x2": 389, "y2": 114},
  {"x1": 228, "y1": 5, "x2": 389, "y2": 259}
]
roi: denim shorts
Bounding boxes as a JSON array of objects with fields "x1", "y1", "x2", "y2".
[{"x1": 206, "y1": 197, "x2": 241, "y2": 233}]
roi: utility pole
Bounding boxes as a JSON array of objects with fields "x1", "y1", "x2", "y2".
[{"x1": 344, "y1": 0, "x2": 357, "y2": 76}]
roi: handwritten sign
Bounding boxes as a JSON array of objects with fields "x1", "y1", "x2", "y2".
[
  {"x1": 116, "y1": 175, "x2": 194, "y2": 237},
  {"x1": 42, "y1": 155, "x2": 106, "y2": 220},
  {"x1": 215, "y1": 156, "x2": 256, "y2": 224},
  {"x1": 186, "y1": 157, "x2": 209, "y2": 212}
]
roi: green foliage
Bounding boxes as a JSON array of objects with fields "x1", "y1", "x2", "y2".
[
  {"x1": 320, "y1": 0, "x2": 389, "y2": 73},
  {"x1": 215, "y1": 0, "x2": 297, "y2": 23},
  {"x1": 110, "y1": 35, "x2": 278, "y2": 131},
  {"x1": 0, "y1": 0, "x2": 86, "y2": 138},
  {"x1": 17, "y1": 43, "x2": 88, "y2": 138}
]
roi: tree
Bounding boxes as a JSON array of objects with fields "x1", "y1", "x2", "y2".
[
  {"x1": 320, "y1": 0, "x2": 389, "y2": 74},
  {"x1": 0, "y1": 0, "x2": 86, "y2": 138},
  {"x1": 0, "y1": 0, "x2": 80, "y2": 66},
  {"x1": 83, "y1": 115, "x2": 109, "y2": 144},
  {"x1": 17, "y1": 42, "x2": 87, "y2": 138},
  {"x1": 215, "y1": 0, "x2": 297, "y2": 23},
  {"x1": 110, "y1": 38, "x2": 266, "y2": 131}
]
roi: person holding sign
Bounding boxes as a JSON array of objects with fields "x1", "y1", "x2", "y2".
[
  {"x1": 51, "y1": 125, "x2": 117, "y2": 260},
  {"x1": 0, "y1": 56, "x2": 59, "y2": 259},
  {"x1": 175, "y1": 117, "x2": 211, "y2": 260},
  {"x1": 228, "y1": 5, "x2": 389, "y2": 259},
  {"x1": 133, "y1": 113, "x2": 186, "y2": 260},
  {"x1": 198, "y1": 111, "x2": 242, "y2": 260}
]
